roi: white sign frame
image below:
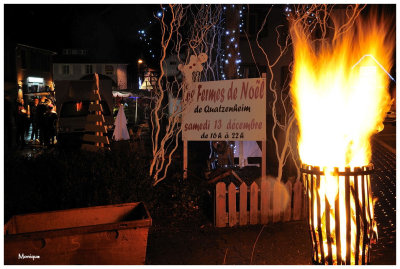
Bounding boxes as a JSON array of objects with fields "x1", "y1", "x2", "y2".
[
  {"x1": 182, "y1": 74, "x2": 267, "y2": 180},
  {"x1": 182, "y1": 77, "x2": 266, "y2": 141}
]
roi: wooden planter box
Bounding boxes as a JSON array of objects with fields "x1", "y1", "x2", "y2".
[{"x1": 4, "y1": 202, "x2": 151, "y2": 265}]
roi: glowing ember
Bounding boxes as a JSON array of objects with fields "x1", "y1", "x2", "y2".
[{"x1": 290, "y1": 7, "x2": 394, "y2": 265}]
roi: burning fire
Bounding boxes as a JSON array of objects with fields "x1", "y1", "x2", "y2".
[{"x1": 290, "y1": 7, "x2": 394, "y2": 265}]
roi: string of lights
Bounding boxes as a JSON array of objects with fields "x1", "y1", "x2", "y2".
[
  {"x1": 137, "y1": 5, "x2": 247, "y2": 80},
  {"x1": 137, "y1": 7, "x2": 164, "y2": 60},
  {"x1": 220, "y1": 4, "x2": 245, "y2": 79}
]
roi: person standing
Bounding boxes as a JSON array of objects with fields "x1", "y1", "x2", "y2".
[
  {"x1": 15, "y1": 99, "x2": 28, "y2": 148},
  {"x1": 29, "y1": 97, "x2": 40, "y2": 142},
  {"x1": 43, "y1": 104, "x2": 58, "y2": 146},
  {"x1": 36, "y1": 97, "x2": 48, "y2": 145}
]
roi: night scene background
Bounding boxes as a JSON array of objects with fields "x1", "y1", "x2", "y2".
[
  {"x1": 2, "y1": 3, "x2": 396, "y2": 265},
  {"x1": 5, "y1": 4, "x2": 162, "y2": 87}
]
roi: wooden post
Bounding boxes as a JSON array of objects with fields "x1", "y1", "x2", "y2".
[
  {"x1": 228, "y1": 183, "x2": 237, "y2": 226},
  {"x1": 135, "y1": 97, "x2": 138, "y2": 124},
  {"x1": 273, "y1": 180, "x2": 283, "y2": 223},
  {"x1": 183, "y1": 139, "x2": 188, "y2": 179},
  {"x1": 239, "y1": 141, "x2": 244, "y2": 167},
  {"x1": 239, "y1": 182, "x2": 247, "y2": 226},
  {"x1": 262, "y1": 140, "x2": 266, "y2": 180},
  {"x1": 250, "y1": 182, "x2": 258, "y2": 225},
  {"x1": 260, "y1": 178, "x2": 270, "y2": 224},
  {"x1": 261, "y1": 73, "x2": 267, "y2": 180},
  {"x1": 293, "y1": 180, "x2": 303, "y2": 220},
  {"x1": 284, "y1": 181, "x2": 293, "y2": 222},
  {"x1": 216, "y1": 182, "x2": 227, "y2": 227}
]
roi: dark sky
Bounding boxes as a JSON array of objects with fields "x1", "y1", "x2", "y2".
[
  {"x1": 4, "y1": 4, "x2": 161, "y2": 64},
  {"x1": 4, "y1": 4, "x2": 395, "y2": 69}
]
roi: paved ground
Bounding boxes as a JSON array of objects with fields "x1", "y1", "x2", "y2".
[
  {"x1": 374, "y1": 122, "x2": 396, "y2": 153},
  {"x1": 369, "y1": 137, "x2": 396, "y2": 265},
  {"x1": 146, "y1": 220, "x2": 312, "y2": 265}
]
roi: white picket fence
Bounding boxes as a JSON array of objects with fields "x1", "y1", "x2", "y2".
[{"x1": 215, "y1": 178, "x2": 306, "y2": 227}]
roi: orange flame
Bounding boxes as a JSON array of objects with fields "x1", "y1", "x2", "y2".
[
  {"x1": 290, "y1": 8, "x2": 394, "y2": 169},
  {"x1": 290, "y1": 7, "x2": 394, "y2": 265}
]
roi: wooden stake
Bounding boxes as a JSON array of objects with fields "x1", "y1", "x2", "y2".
[
  {"x1": 183, "y1": 139, "x2": 188, "y2": 179},
  {"x1": 345, "y1": 167, "x2": 351, "y2": 265},
  {"x1": 262, "y1": 140, "x2": 266, "y2": 180},
  {"x1": 261, "y1": 73, "x2": 267, "y2": 180},
  {"x1": 215, "y1": 182, "x2": 226, "y2": 227},
  {"x1": 239, "y1": 141, "x2": 244, "y2": 167},
  {"x1": 239, "y1": 182, "x2": 247, "y2": 226}
]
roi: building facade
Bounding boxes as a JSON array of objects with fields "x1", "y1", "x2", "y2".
[
  {"x1": 4, "y1": 42, "x2": 57, "y2": 101},
  {"x1": 53, "y1": 49, "x2": 128, "y2": 90}
]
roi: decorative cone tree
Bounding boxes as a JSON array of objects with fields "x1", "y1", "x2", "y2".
[
  {"x1": 81, "y1": 73, "x2": 110, "y2": 151},
  {"x1": 112, "y1": 104, "x2": 130, "y2": 141}
]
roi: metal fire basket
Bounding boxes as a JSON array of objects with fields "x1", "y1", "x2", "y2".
[{"x1": 301, "y1": 164, "x2": 376, "y2": 265}]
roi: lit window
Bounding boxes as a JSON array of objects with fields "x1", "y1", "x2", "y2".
[{"x1": 76, "y1": 101, "x2": 83, "y2": 112}]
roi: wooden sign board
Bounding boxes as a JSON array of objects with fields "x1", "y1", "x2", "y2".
[
  {"x1": 182, "y1": 75, "x2": 267, "y2": 180},
  {"x1": 182, "y1": 77, "x2": 266, "y2": 141}
]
